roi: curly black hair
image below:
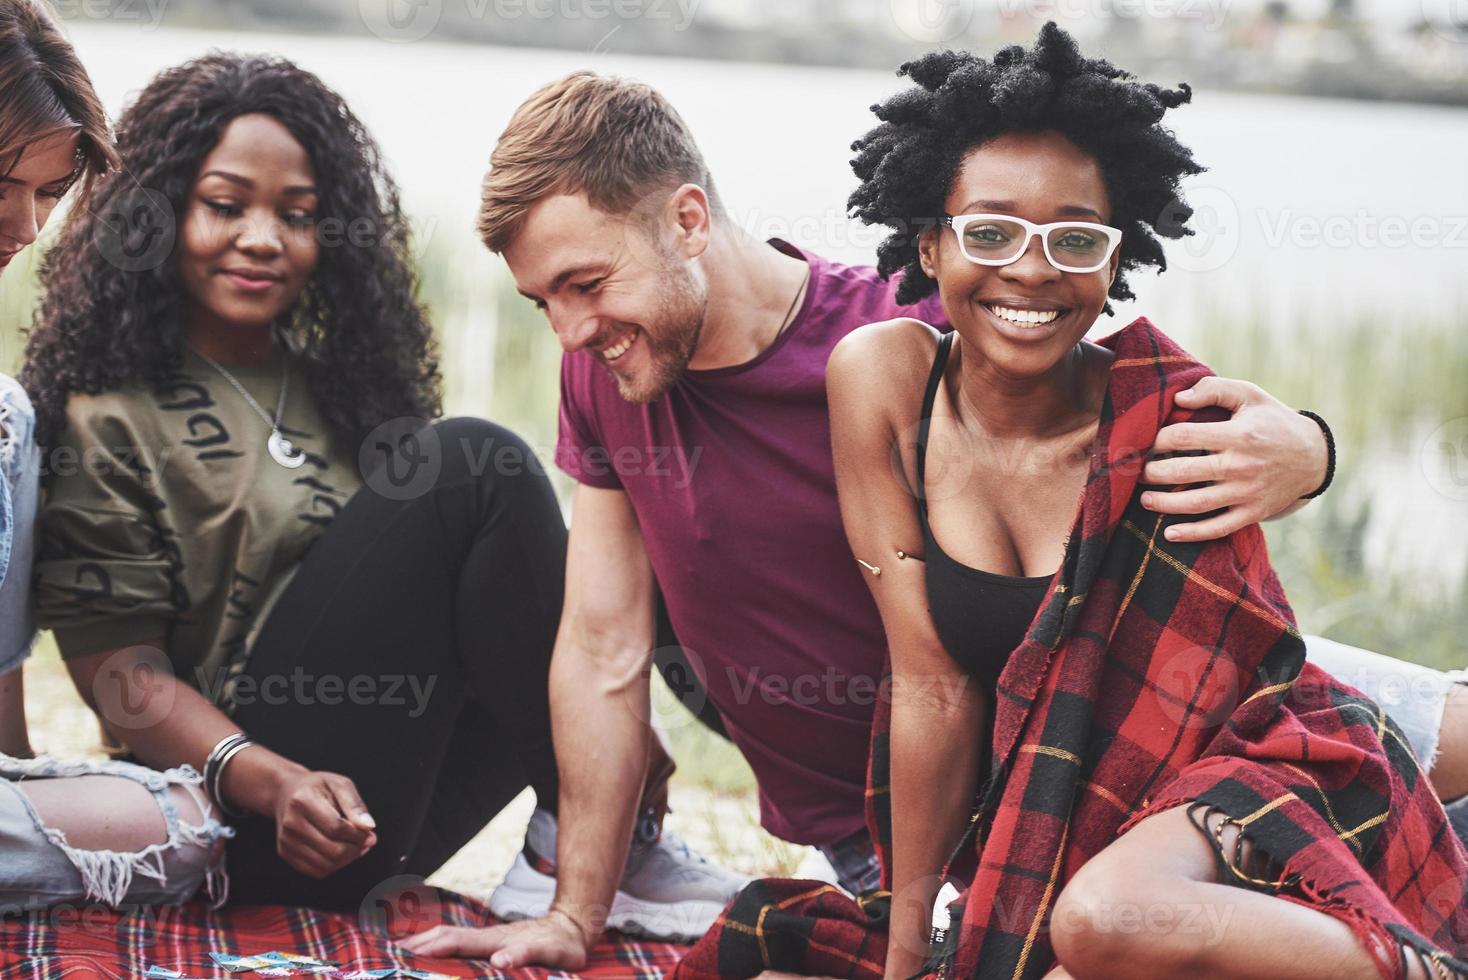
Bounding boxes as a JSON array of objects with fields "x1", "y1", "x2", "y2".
[
  {"x1": 849, "y1": 21, "x2": 1204, "y2": 307},
  {"x1": 21, "y1": 51, "x2": 441, "y2": 449}
]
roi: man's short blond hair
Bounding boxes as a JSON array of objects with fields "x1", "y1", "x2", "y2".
[{"x1": 478, "y1": 71, "x2": 720, "y2": 253}]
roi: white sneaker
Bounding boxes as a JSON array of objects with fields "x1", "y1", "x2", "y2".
[
  {"x1": 792, "y1": 847, "x2": 845, "y2": 892},
  {"x1": 488, "y1": 808, "x2": 751, "y2": 942}
]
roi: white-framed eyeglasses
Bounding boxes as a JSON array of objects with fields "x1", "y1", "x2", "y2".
[{"x1": 941, "y1": 213, "x2": 1122, "y2": 274}]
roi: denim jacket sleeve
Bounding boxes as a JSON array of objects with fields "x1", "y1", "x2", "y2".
[{"x1": 0, "y1": 374, "x2": 39, "y2": 675}]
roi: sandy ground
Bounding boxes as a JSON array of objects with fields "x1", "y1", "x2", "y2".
[{"x1": 19, "y1": 644, "x2": 814, "y2": 900}]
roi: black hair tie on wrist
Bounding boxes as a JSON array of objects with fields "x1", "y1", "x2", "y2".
[{"x1": 1297, "y1": 410, "x2": 1335, "y2": 500}]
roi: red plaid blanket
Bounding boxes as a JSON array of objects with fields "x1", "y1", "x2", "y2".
[
  {"x1": 676, "y1": 318, "x2": 1468, "y2": 980},
  {"x1": 0, "y1": 887, "x2": 686, "y2": 979}
]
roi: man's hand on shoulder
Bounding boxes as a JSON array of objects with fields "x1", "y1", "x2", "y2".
[
  {"x1": 1141, "y1": 375, "x2": 1329, "y2": 543},
  {"x1": 396, "y1": 909, "x2": 592, "y2": 970}
]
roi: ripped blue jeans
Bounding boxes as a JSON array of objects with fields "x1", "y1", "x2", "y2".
[
  {"x1": 1, "y1": 377, "x2": 234, "y2": 913},
  {"x1": 0, "y1": 753, "x2": 234, "y2": 915}
]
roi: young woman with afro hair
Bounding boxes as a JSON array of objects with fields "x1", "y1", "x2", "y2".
[{"x1": 826, "y1": 22, "x2": 1467, "y2": 980}]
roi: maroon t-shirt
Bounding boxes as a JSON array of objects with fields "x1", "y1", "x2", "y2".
[{"x1": 556, "y1": 240, "x2": 946, "y2": 845}]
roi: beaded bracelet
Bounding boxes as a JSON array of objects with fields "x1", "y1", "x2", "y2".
[{"x1": 1296, "y1": 409, "x2": 1335, "y2": 500}]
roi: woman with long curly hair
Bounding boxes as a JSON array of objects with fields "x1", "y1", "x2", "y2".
[
  {"x1": 0, "y1": 0, "x2": 236, "y2": 914},
  {"x1": 20, "y1": 50, "x2": 570, "y2": 909}
]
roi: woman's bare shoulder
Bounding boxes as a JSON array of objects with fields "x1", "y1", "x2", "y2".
[{"x1": 827, "y1": 318, "x2": 943, "y2": 419}]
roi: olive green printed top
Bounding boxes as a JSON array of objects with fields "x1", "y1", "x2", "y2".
[{"x1": 33, "y1": 349, "x2": 363, "y2": 707}]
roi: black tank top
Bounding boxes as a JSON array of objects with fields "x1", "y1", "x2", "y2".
[{"x1": 917, "y1": 332, "x2": 1054, "y2": 690}]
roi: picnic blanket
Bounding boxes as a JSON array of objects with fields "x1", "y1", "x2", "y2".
[
  {"x1": 0, "y1": 886, "x2": 687, "y2": 979},
  {"x1": 675, "y1": 317, "x2": 1468, "y2": 979}
]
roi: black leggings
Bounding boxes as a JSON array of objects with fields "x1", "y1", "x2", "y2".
[{"x1": 224, "y1": 417, "x2": 565, "y2": 910}]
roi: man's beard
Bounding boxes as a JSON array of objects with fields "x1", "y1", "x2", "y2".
[{"x1": 607, "y1": 263, "x2": 706, "y2": 404}]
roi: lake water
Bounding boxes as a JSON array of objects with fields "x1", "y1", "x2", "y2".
[
  {"x1": 62, "y1": 22, "x2": 1468, "y2": 324},
  {"x1": 12, "y1": 23, "x2": 1468, "y2": 602}
]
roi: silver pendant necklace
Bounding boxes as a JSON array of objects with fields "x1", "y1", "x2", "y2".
[{"x1": 187, "y1": 344, "x2": 306, "y2": 469}]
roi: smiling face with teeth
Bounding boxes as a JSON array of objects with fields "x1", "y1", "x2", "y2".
[
  {"x1": 918, "y1": 130, "x2": 1121, "y2": 382},
  {"x1": 505, "y1": 190, "x2": 710, "y2": 404}
]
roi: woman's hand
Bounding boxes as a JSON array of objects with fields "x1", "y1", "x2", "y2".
[
  {"x1": 65, "y1": 642, "x2": 378, "y2": 879},
  {"x1": 1142, "y1": 376, "x2": 1328, "y2": 542},
  {"x1": 265, "y1": 767, "x2": 378, "y2": 879}
]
